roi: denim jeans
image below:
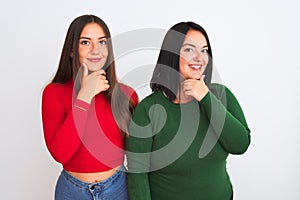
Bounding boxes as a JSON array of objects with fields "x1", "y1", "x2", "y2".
[{"x1": 55, "y1": 166, "x2": 128, "y2": 200}]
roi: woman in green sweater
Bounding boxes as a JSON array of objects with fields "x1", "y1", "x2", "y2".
[{"x1": 126, "y1": 22, "x2": 251, "y2": 200}]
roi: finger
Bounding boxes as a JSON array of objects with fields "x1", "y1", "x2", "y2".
[
  {"x1": 82, "y1": 63, "x2": 88, "y2": 77},
  {"x1": 181, "y1": 81, "x2": 191, "y2": 88},
  {"x1": 182, "y1": 84, "x2": 192, "y2": 92},
  {"x1": 103, "y1": 84, "x2": 110, "y2": 91},
  {"x1": 99, "y1": 75, "x2": 107, "y2": 80},
  {"x1": 184, "y1": 90, "x2": 193, "y2": 96},
  {"x1": 182, "y1": 79, "x2": 191, "y2": 84},
  {"x1": 97, "y1": 69, "x2": 106, "y2": 76},
  {"x1": 183, "y1": 79, "x2": 197, "y2": 85},
  {"x1": 100, "y1": 79, "x2": 109, "y2": 85},
  {"x1": 201, "y1": 75, "x2": 206, "y2": 82}
]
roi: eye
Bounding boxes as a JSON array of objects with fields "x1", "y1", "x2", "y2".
[
  {"x1": 183, "y1": 47, "x2": 194, "y2": 52},
  {"x1": 201, "y1": 49, "x2": 209, "y2": 53},
  {"x1": 80, "y1": 40, "x2": 90, "y2": 45},
  {"x1": 99, "y1": 40, "x2": 107, "y2": 45}
]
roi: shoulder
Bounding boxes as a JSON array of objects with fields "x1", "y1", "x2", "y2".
[
  {"x1": 119, "y1": 83, "x2": 139, "y2": 105},
  {"x1": 119, "y1": 83, "x2": 135, "y2": 96},
  {"x1": 210, "y1": 83, "x2": 238, "y2": 104},
  {"x1": 42, "y1": 80, "x2": 73, "y2": 99},
  {"x1": 43, "y1": 83, "x2": 62, "y2": 96},
  {"x1": 130, "y1": 92, "x2": 157, "y2": 121},
  {"x1": 135, "y1": 91, "x2": 161, "y2": 108},
  {"x1": 210, "y1": 83, "x2": 233, "y2": 96}
]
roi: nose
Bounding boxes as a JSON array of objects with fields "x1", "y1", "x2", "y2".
[
  {"x1": 90, "y1": 42, "x2": 100, "y2": 55},
  {"x1": 193, "y1": 49, "x2": 208, "y2": 64},
  {"x1": 193, "y1": 50, "x2": 202, "y2": 62}
]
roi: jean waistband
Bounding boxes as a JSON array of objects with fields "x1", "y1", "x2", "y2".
[{"x1": 61, "y1": 166, "x2": 126, "y2": 191}]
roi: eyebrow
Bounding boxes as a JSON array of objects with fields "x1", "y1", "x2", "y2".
[
  {"x1": 182, "y1": 43, "x2": 208, "y2": 48},
  {"x1": 79, "y1": 36, "x2": 107, "y2": 40}
]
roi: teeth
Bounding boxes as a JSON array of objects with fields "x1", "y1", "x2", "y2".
[{"x1": 190, "y1": 65, "x2": 201, "y2": 69}]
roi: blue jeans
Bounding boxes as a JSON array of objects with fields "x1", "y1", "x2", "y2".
[{"x1": 55, "y1": 166, "x2": 129, "y2": 200}]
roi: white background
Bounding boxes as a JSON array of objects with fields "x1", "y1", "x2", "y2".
[{"x1": 0, "y1": 0, "x2": 299, "y2": 199}]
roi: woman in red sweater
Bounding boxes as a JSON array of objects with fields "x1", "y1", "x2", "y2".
[{"x1": 41, "y1": 14, "x2": 138, "y2": 200}]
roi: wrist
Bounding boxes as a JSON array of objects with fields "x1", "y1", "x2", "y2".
[
  {"x1": 196, "y1": 87, "x2": 209, "y2": 102},
  {"x1": 77, "y1": 90, "x2": 94, "y2": 104}
]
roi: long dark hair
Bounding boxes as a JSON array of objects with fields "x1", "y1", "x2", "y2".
[
  {"x1": 52, "y1": 14, "x2": 136, "y2": 136},
  {"x1": 150, "y1": 22, "x2": 213, "y2": 101}
]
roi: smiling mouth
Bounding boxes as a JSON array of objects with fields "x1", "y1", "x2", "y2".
[
  {"x1": 189, "y1": 64, "x2": 202, "y2": 70},
  {"x1": 87, "y1": 58, "x2": 102, "y2": 62}
]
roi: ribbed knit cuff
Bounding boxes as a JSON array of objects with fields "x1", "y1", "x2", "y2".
[{"x1": 73, "y1": 99, "x2": 90, "y2": 111}]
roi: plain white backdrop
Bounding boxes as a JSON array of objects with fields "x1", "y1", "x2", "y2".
[{"x1": 0, "y1": 0, "x2": 299, "y2": 199}]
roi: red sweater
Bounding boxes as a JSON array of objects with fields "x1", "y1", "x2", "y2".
[{"x1": 41, "y1": 79, "x2": 138, "y2": 173}]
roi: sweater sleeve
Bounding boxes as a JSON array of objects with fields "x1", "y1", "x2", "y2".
[
  {"x1": 199, "y1": 84, "x2": 251, "y2": 154},
  {"x1": 126, "y1": 103, "x2": 152, "y2": 200},
  {"x1": 41, "y1": 84, "x2": 90, "y2": 164}
]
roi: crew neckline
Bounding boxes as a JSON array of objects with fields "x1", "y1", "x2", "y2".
[{"x1": 157, "y1": 90, "x2": 197, "y2": 108}]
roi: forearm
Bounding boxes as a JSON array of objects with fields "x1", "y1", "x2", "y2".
[
  {"x1": 127, "y1": 173, "x2": 151, "y2": 200},
  {"x1": 47, "y1": 105, "x2": 89, "y2": 163},
  {"x1": 200, "y1": 91, "x2": 250, "y2": 154},
  {"x1": 42, "y1": 86, "x2": 90, "y2": 164}
]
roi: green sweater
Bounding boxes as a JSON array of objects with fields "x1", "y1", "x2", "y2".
[{"x1": 126, "y1": 83, "x2": 251, "y2": 200}]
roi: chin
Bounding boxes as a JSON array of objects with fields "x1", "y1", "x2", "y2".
[
  {"x1": 88, "y1": 68, "x2": 98, "y2": 72},
  {"x1": 189, "y1": 75, "x2": 201, "y2": 80},
  {"x1": 89, "y1": 65, "x2": 104, "y2": 71}
]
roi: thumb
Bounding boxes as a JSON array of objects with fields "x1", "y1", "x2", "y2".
[
  {"x1": 82, "y1": 63, "x2": 88, "y2": 77},
  {"x1": 201, "y1": 75, "x2": 206, "y2": 82}
]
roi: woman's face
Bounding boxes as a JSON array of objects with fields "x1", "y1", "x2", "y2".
[
  {"x1": 179, "y1": 29, "x2": 209, "y2": 80},
  {"x1": 78, "y1": 23, "x2": 108, "y2": 72}
]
